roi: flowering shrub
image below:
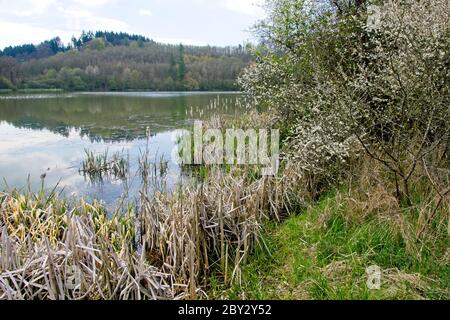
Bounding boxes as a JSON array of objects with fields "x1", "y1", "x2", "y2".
[{"x1": 240, "y1": 0, "x2": 450, "y2": 199}]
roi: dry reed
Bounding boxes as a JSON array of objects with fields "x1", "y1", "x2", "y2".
[
  {"x1": 0, "y1": 192, "x2": 176, "y2": 300},
  {"x1": 0, "y1": 159, "x2": 307, "y2": 300}
]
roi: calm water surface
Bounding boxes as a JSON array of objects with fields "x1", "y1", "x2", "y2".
[{"x1": 0, "y1": 92, "x2": 243, "y2": 207}]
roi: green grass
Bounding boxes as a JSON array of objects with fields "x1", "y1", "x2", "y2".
[{"x1": 211, "y1": 191, "x2": 450, "y2": 300}]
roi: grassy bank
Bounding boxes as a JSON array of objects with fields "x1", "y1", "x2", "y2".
[{"x1": 212, "y1": 183, "x2": 449, "y2": 300}]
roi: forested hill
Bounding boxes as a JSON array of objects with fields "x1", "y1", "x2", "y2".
[{"x1": 0, "y1": 31, "x2": 252, "y2": 91}]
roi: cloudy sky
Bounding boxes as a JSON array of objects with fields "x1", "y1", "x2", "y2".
[{"x1": 0, "y1": 0, "x2": 266, "y2": 49}]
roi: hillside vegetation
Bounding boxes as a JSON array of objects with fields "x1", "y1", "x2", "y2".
[{"x1": 0, "y1": 31, "x2": 251, "y2": 91}]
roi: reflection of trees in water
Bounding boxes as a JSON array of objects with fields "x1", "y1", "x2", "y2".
[
  {"x1": 0, "y1": 93, "x2": 243, "y2": 142},
  {"x1": 78, "y1": 129, "x2": 157, "y2": 143},
  {"x1": 3, "y1": 119, "x2": 163, "y2": 142}
]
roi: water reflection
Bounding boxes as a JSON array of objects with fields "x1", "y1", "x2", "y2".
[
  {"x1": 0, "y1": 92, "x2": 239, "y2": 141},
  {"x1": 0, "y1": 92, "x2": 242, "y2": 207}
]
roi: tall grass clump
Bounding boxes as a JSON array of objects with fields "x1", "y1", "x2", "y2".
[
  {"x1": 81, "y1": 148, "x2": 129, "y2": 183},
  {"x1": 138, "y1": 162, "x2": 308, "y2": 298},
  {"x1": 0, "y1": 191, "x2": 176, "y2": 300}
]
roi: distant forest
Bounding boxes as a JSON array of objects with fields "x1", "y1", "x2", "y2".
[{"x1": 0, "y1": 31, "x2": 252, "y2": 91}]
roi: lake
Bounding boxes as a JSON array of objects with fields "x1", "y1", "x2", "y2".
[{"x1": 0, "y1": 92, "x2": 243, "y2": 208}]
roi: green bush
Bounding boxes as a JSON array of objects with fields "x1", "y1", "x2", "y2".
[{"x1": 0, "y1": 76, "x2": 15, "y2": 90}]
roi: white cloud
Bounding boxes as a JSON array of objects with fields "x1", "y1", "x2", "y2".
[
  {"x1": 0, "y1": 3, "x2": 130, "y2": 48},
  {"x1": 0, "y1": 0, "x2": 263, "y2": 48},
  {"x1": 222, "y1": 0, "x2": 265, "y2": 17},
  {"x1": 57, "y1": 6, "x2": 130, "y2": 39},
  {"x1": 0, "y1": 0, "x2": 57, "y2": 17},
  {"x1": 72, "y1": 0, "x2": 117, "y2": 7},
  {"x1": 139, "y1": 9, "x2": 153, "y2": 17},
  {"x1": 153, "y1": 37, "x2": 206, "y2": 46},
  {"x1": 0, "y1": 21, "x2": 74, "y2": 48}
]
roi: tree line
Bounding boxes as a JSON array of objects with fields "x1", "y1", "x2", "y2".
[{"x1": 0, "y1": 31, "x2": 252, "y2": 91}]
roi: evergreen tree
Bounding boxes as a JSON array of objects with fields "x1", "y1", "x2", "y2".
[
  {"x1": 169, "y1": 53, "x2": 178, "y2": 80},
  {"x1": 177, "y1": 44, "x2": 186, "y2": 81}
]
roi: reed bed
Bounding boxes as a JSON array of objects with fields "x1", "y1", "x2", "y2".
[
  {"x1": 0, "y1": 109, "x2": 311, "y2": 300},
  {"x1": 139, "y1": 166, "x2": 299, "y2": 298},
  {"x1": 0, "y1": 191, "x2": 176, "y2": 300},
  {"x1": 0, "y1": 161, "x2": 307, "y2": 300}
]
